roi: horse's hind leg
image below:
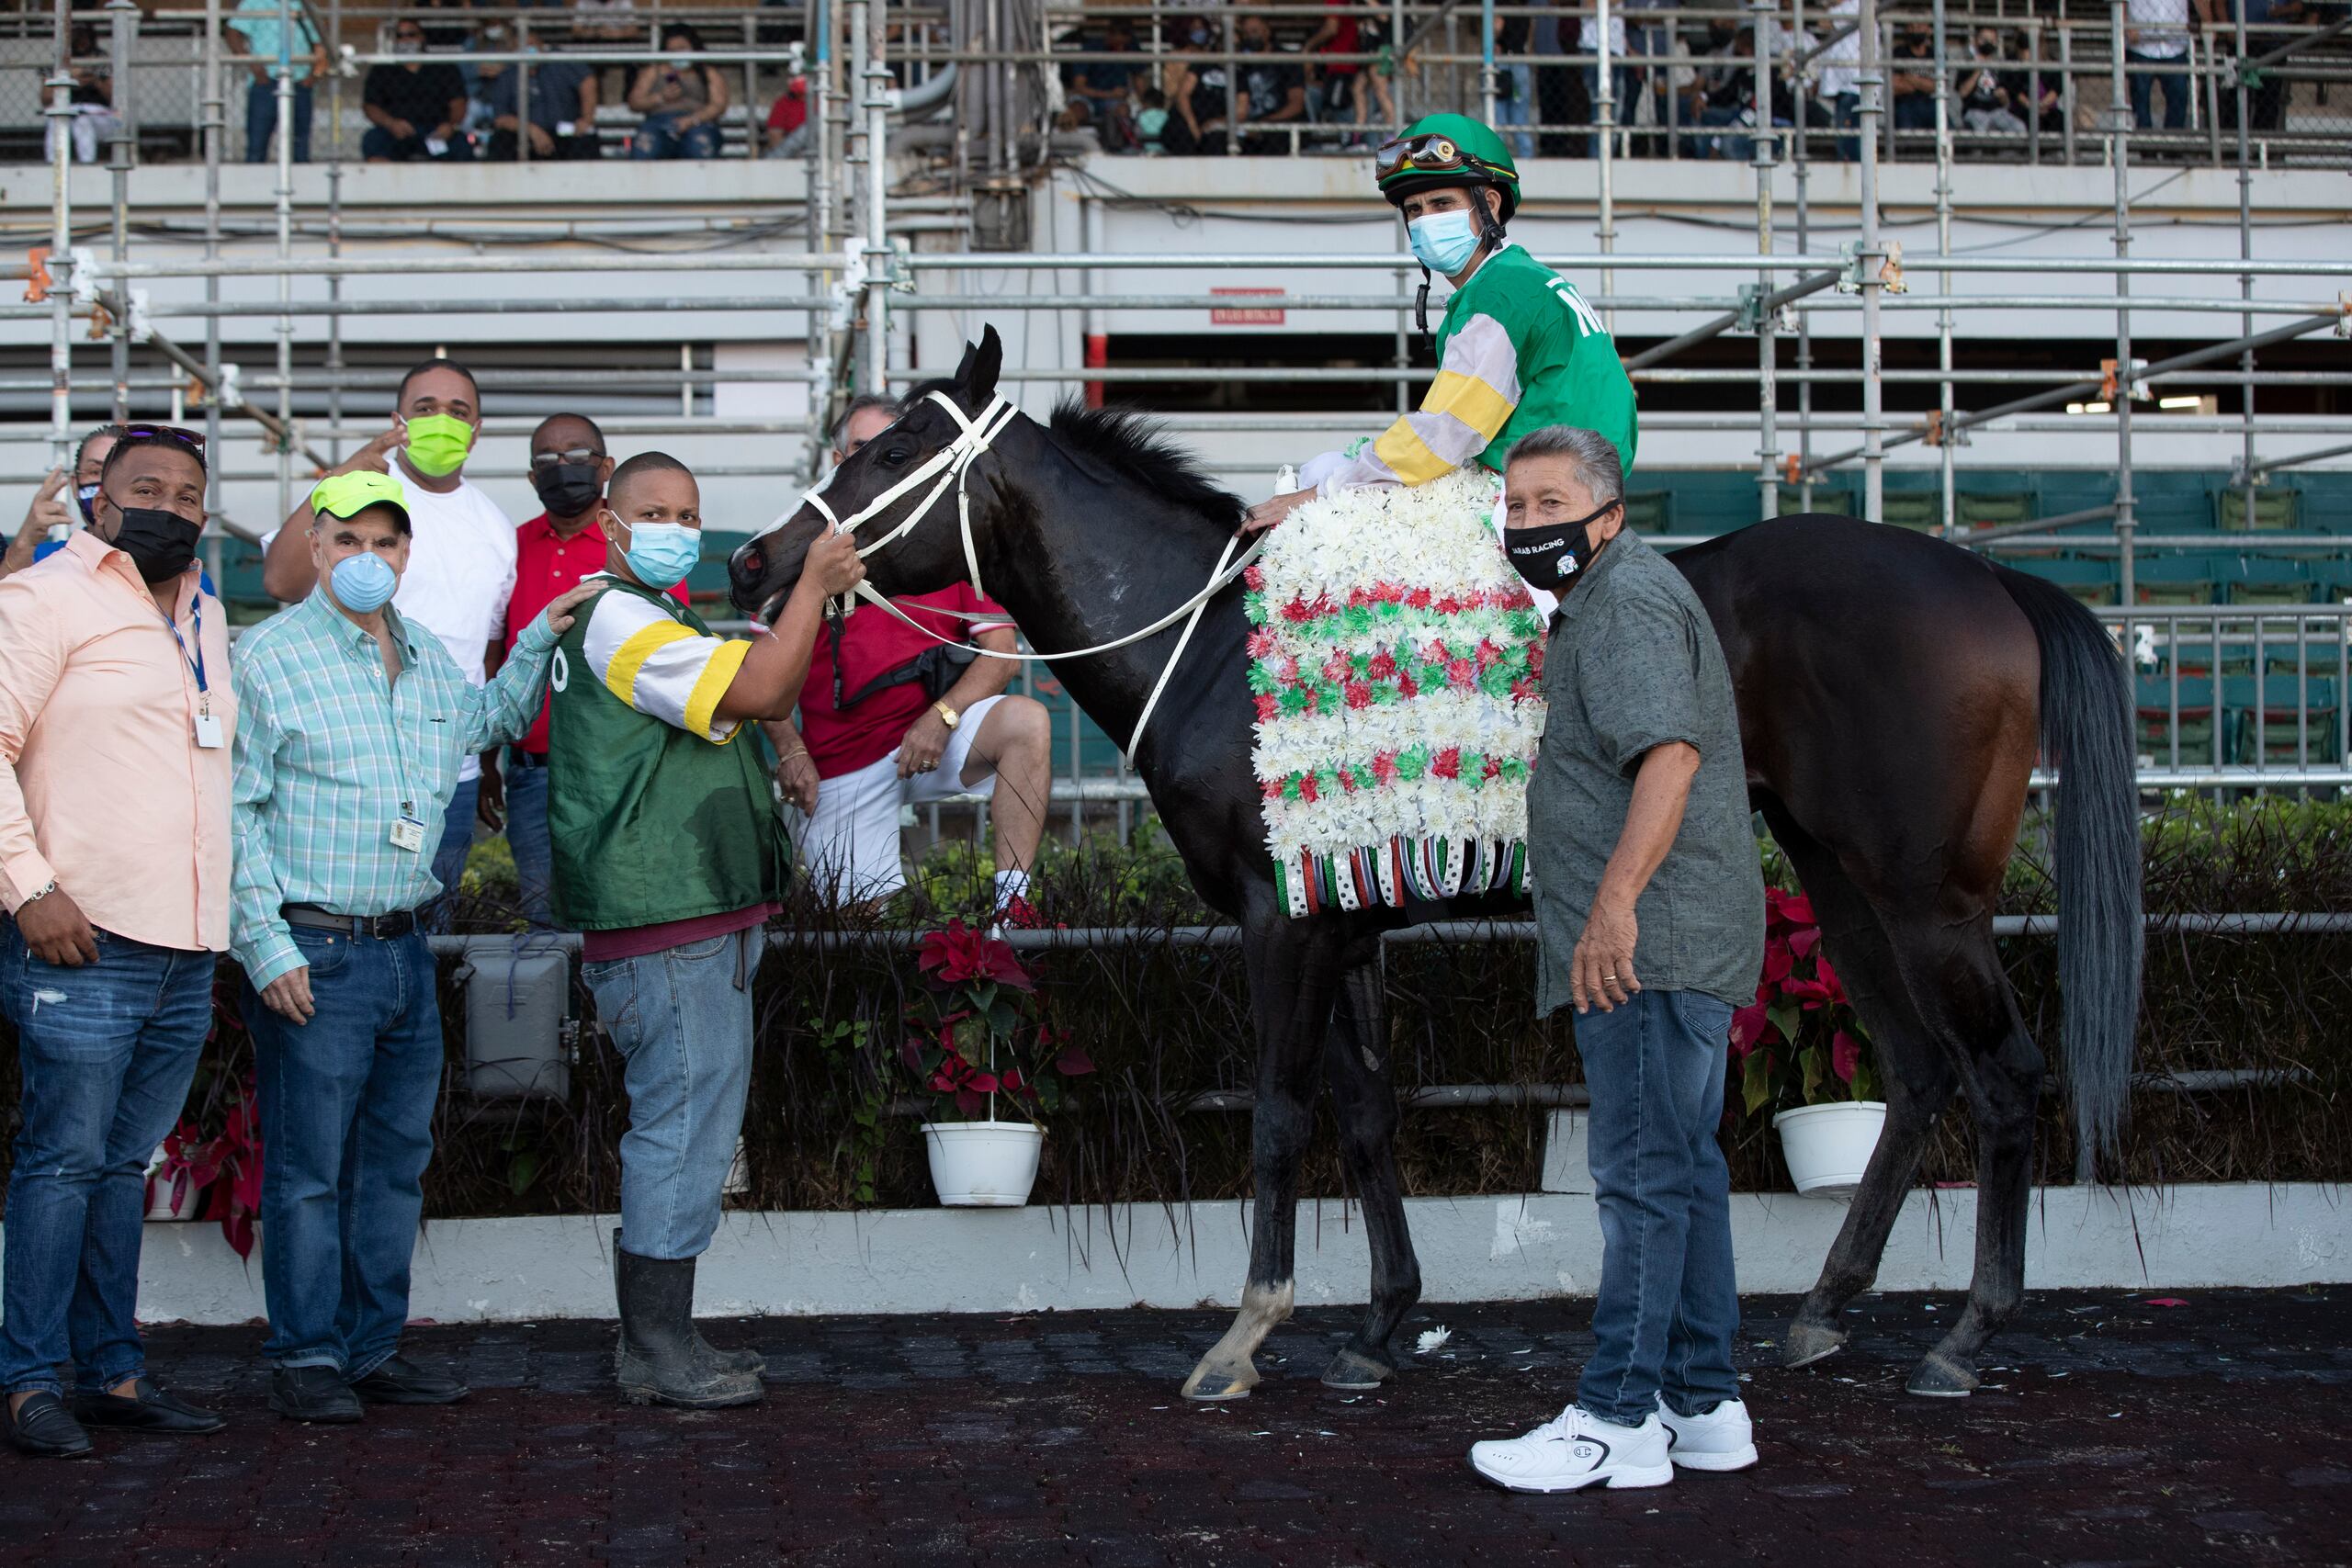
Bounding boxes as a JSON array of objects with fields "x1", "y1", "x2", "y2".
[
  {"x1": 1905, "y1": 966, "x2": 2042, "y2": 1398},
  {"x1": 1321, "y1": 953, "x2": 1420, "y2": 1389},
  {"x1": 1181, "y1": 909, "x2": 1344, "y2": 1402},
  {"x1": 1769, "y1": 820, "x2": 1958, "y2": 1371}
]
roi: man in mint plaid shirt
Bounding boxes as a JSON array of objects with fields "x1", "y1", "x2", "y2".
[{"x1": 228, "y1": 471, "x2": 594, "y2": 1425}]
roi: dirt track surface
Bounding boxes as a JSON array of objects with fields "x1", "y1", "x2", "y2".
[{"x1": 7, "y1": 1288, "x2": 2347, "y2": 1566}]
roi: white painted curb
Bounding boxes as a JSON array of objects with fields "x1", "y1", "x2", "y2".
[{"x1": 9, "y1": 1177, "x2": 2342, "y2": 1328}]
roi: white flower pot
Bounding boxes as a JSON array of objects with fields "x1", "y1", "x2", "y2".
[
  {"x1": 921, "y1": 1120, "x2": 1044, "y2": 1208},
  {"x1": 1773, "y1": 1100, "x2": 1887, "y2": 1197},
  {"x1": 145, "y1": 1170, "x2": 202, "y2": 1222}
]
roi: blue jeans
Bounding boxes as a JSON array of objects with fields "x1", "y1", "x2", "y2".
[
  {"x1": 1830, "y1": 90, "x2": 1860, "y2": 161},
  {"x1": 1572, "y1": 987, "x2": 1741, "y2": 1427},
  {"x1": 1492, "y1": 63, "x2": 1536, "y2": 159},
  {"x1": 245, "y1": 926, "x2": 442, "y2": 1375},
  {"x1": 1581, "y1": 64, "x2": 1640, "y2": 156},
  {"x1": 504, "y1": 754, "x2": 555, "y2": 928},
  {"x1": 585, "y1": 926, "x2": 763, "y2": 1259},
  {"x1": 0, "y1": 928, "x2": 213, "y2": 1396},
  {"x1": 2127, "y1": 51, "x2": 2188, "y2": 131},
  {"x1": 424, "y1": 775, "x2": 481, "y2": 934},
  {"x1": 630, "y1": 110, "x2": 721, "y2": 160},
  {"x1": 245, "y1": 76, "x2": 313, "y2": 163}
]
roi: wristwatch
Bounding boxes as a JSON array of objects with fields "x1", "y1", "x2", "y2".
[{"x1": 933, "y1": 701, "x2": 961, "y2": 730}]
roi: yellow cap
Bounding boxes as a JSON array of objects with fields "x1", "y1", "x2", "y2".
[{"x1": 310, "y1": 469, "x2": 412, "y2": 531}]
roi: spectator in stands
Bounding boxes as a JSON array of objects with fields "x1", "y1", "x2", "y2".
[
  {"x1": 1233, "y1": 13, "x2": 1306, "y2": 155},
  {"x1": 1163, "y1": 9, "x2": 1231, "y2": 155},
  {"x1": 1577, "y1": 0, "x2": 1638, "y2": 158},
  {"x1": 1136, "y1": 86, "x2": 1171, "y2": 153},
  {"x1": 1059, "y1": 17, "x2": 1142, "y2": 150},
  {"x1": 1814, "y1": 0, "x2": 1862, "y2": 159},
  {"x1": 1957, "y1": 29, "x2": 2030, "y2": 136},
  {"x1": 1679, "y1": 16, "x2": 1751, "y2": 159},
  {"x1": 259, "y1": 360, "x2": 520, "y2": 920},
  {"x1": 3, "y1": 425, "x2": 124, "y2": 584},
  {"x1": 763, "y1": 73, "x2": 809, "y2": 158},
  {"x1": 2223, "y1": 0, "x2": 2300, "y2": 131},
  {"x1": 2026, "y1": 28, "x2": 2066, "y2": 136},
  {"x1": 229, "y1": 0, "x2": 328, "y2": 164},
  {"x1": 1491, "y1": 7, "x2": 1536, "y2": 158},
  {"x1": 1306, "y1": 0, "x2": 1363, "y2": 130},
  {"x1": 363, "y1": 21, "x2": 472, "y2": 163},
  {"x1": 1351, "y1": 9, "x2": 1400, "y2": 144},
  {"x1": 481, "y1": 41, "x2": 601, "y2": 160},
  {"x1": 500, "y1": 413, "x2": 686, "y2": 927},
  {"x1": 47, "y1": 22, "x2": 121, "y2": 166},
  {"x1": 2127, "y1": 0, "x2": 2214, "y2": 132},
  {"x1": 571, "y1": 0, "x2": 639, "y2": 107},
  {"x1": 0, "y1": 427, "x2": 231, "y2": 1460},
  {"x1": 230, "y1": 472, "x2": 593, "y2": 1425},
  {"x1": 765, "y1": 396, "x2": 1052, "y2": 920},
  {"x1": 414, "y1": 0, "x2": 481, "y2": 52},
  {"x1": 628, "y1": 23, "x2": 730, "y2": 160},
  {"x1": 1889, "y1": 17, "x2": 1939, "y2": 135}
]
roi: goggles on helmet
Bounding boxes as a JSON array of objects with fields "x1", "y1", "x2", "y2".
[{"x1": 1374, "y1": 132, "x2": 1500, "y2": 182}]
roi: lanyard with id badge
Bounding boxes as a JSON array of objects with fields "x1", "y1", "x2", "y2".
[{"x1": 165, "y1": 595, "x2": 225, "y2": 750}]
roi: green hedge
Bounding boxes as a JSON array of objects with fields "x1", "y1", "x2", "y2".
[{"x1": 1, "y1": 799, "x2": 2346, "y2": 1218}]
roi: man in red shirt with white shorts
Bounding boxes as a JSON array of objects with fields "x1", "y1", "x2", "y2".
[{"x1": 766, "y1": 396, "x2": 1051, "y2": 919}]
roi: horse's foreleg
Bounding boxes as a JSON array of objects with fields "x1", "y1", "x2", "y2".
[
  {"x1": 1321, "y1": 955, "x2": 1419, "y2": 1389},
  {"x1": 1908, "y1": 1005, "x2": 2041, "y2": 1397},
  {"x1": 1181, "y1": 914, "x2": 1343, "y2": 1402}
]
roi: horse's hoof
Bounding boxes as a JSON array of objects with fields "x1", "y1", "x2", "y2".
[
  {"x1": 1781, "y1": 1318, "x2": 1848, "y2": 1370},
  {"x1": 1320, "y1": 1348, "x2": 1394, "y2": 1390},
  {"x1": 1181, "y1": 1361, "x2": 1259, "y2": 1403},
  {"x1": 1905, "y1": 1352, "x2": 1979, "y2": 1398}
]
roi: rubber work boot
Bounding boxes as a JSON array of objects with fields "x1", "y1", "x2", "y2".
[
  {"x1": 613, "y1": 1245, "x2": 763, "y2": 1408},
  {"x1": 608, "y1": 1229, "x2": 762, "y2": 1378}
]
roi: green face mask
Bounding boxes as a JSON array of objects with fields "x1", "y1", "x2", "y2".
[{"x1": 402, "y1": 412, "x2": 474, "y2": 479}]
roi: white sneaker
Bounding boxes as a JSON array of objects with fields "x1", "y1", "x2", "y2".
[
  {"x1": 1657, "y1": 1395, "x2": 1758, "y2": 1472},
  {"x1": 1467, "y1": 1404, "x2": 1674, "y2": 1493}
]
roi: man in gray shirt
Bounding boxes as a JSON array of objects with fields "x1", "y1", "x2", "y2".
[{"x1": 1469, "y1": 425, "x2": 1766, "y2": 1493}]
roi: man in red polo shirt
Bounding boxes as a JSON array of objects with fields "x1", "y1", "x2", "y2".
[
  {"x1": 765, "y1": 396, "x2": 1051, "y2": 919},
  {"x1": 500, "y1": 413, "x2": 687, "y2": 925}
]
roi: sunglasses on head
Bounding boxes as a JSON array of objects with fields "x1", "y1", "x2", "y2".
[{"x1": 116, "y1": 423, "x2": 209, "y2": 468}]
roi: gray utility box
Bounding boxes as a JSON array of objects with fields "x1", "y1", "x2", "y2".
[{"x1": 462, "y1": 940, "x2": 573, "y2": 1100}]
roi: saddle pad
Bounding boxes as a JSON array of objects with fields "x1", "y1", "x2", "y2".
[{"x1": 1245, "y1": 468, "x2": 1547, "y2": 919}]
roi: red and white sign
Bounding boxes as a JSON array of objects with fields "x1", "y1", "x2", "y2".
[{"x1": 1210, "y1": 288, "x2": 1285, "y2": 326}]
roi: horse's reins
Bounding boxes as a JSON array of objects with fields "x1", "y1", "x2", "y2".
[{"x1": 792, "y1": 389, "x2": 1264, "y2": 755}]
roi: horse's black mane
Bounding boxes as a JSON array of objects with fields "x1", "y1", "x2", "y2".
[{"x1": 1046, "y1": 400, "x2": 1247, "y2": 528}]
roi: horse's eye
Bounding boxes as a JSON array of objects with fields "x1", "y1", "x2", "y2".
[{"x1": 879, "y1": 445, "x2": 911, "y2": 467}]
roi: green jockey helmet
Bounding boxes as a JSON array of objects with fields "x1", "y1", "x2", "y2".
[{"x1": 1374, "y1": 113, "x2": 1521, "y2": 224}]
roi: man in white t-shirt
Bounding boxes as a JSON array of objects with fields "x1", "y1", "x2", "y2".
[
  {"x1": 2126, "y1": 0, "x2": 2212, "y2": 131},
  {"x1": 259, "y1": 359, "x2": 519, "y2": 919},
  {"x1": 1815, "y1": 0, "x2": 1862, "y2": 159}
]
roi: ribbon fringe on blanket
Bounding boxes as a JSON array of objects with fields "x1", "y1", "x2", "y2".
[{"x1": 1246, "y1": 469, "x2": 1548, "y2": 919}]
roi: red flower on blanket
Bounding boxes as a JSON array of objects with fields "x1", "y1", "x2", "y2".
[
  {"x1": 1431, "y1": 746, "x2": 1462, "y2": 781},
  {"x1": 1372, "y1": 750, "x2": 1399, "y2": 784},
  {"x1": 1367, "y1": 649, "x2": 1397, "y2": 681},
  {"x1": 1244, "y1": 564, "x2": 1266, "y2": 591},
  {"x1": 1405, "y1": 587, "x2": 1432, "y2": 609},
  {"x1": 1475, "y1": 637, "x2": 1504, "y2": 670},
  {"x1": 1325, "y1": 650, "x2": 1354, "y2": 683},
  {"x1": 1247, "y1": 629, "x2": 1277, "y2": 660},
  {"x1": 1254, "y1": 694, "x2": 1280, "y2": 725},
  {"x1": 1446, "y1": 658, "x2": 1477, "y2": 692},
  {"x1": 1344, "y1": 682, "x2": 1374, "y2": 711},
  {"x1": 1299, "y1": 773, "x2": 1320, "y2": 802}
]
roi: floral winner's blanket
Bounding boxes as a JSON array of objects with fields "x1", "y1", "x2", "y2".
[{"x1": 1245, "y1": 468, "x2": 1547, "y2": 919}]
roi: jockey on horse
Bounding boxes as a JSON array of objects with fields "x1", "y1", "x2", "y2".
[{"x1": 1243, "y1": 112, "x2": 1639, "y2": 536}]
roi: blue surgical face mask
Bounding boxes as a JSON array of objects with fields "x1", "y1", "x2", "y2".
[
  {"x1": 1408, "y1": 209, "x2": 1483, "y2": 277},
  {"x1": 74, "y1": 481, "x2": 99, "y2": 526},
  {"x1": 618, "y1": 516, "x2": 702, "y2": 590},
  {"x1": 330, "y1": 549, "x2": 397, "y2": 614}
]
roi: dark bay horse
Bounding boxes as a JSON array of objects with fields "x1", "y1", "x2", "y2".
[{"x1": 732, "y1": 329, "x2": 2142, "y2": 1401}]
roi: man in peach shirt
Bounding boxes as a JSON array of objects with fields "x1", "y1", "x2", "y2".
[{"x1": 0, "y1": 427, "x2": 234, "y2": 1460}]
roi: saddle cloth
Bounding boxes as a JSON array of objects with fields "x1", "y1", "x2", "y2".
[{"x1": 1245, "y1": 468, "x2": 1547, "y2": 919}]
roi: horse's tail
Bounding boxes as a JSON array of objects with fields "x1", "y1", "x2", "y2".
[{"x1": 1993, "y1": 564, "x2": 2143, "y2": 1166}]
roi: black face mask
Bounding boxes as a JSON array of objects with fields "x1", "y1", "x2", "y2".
[
  {"x1": 1502, "y1": 502, "x2": 1620, "y2": 595},
  {"x1": 107, "y1": 502, "x2": 202, "y2": 583},
  {"x1": 531, "y1": 462, "x2": 604, "y2": 519}
]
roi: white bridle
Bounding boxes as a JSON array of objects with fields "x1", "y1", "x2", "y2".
[{"x1": 791, "y1": 389, "x2": 1263, "y2": 757}]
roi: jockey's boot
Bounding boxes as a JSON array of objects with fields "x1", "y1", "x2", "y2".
[
  {"x1": 610, "y1": 1228, "x2": 763, "y2": 1378},
  {"x1": 613, "y1": 1238, "x2": 763, "y2": 1408}
]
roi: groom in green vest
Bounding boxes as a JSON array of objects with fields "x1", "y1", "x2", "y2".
[{"x1": 546, "y1": 452, "x2": 863, "y2": 1408}]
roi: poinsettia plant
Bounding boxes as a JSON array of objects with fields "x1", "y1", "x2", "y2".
[
  {"x1": 899, "y1": 920, "x2": 1094, "y2": 1128},
  {"x1": 148, "y1": 1071, "x2": 265, "y2": 1259},
  {"x1": 1728, "y1": 888, "x2": 1879, "y2": 1116}
]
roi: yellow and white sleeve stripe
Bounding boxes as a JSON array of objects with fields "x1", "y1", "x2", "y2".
[
  {"x1": 582, "y1": 592, "x2": 750, "y2": 743},
  {"x1": 1321, "y1": 314, "x2": 1524, "y2": 491}
]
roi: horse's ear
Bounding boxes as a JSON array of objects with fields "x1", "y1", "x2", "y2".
[
  {"x1": 967, "y1": 325, "x2": 1003, "y2": 406},
  {"x1": 950, "y1": 337, "x2": 979, "y2": 389}
]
